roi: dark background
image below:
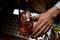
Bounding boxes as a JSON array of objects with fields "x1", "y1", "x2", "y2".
[
  {"x1": 0, "y1": 0, "x2": 18, "y2": 24},
  {"x1": 0, "y1": 0, "x2": 60, "y2": 25}
]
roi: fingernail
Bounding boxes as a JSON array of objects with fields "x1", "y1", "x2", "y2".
[
  {"x1": 31, "y1": 35, "x2": 33, "y2": 38},
  {"x1": 33, "y1": 36, "x2": 36, "y2": 38},
  {"x1": 31, "y1": 35, "x2": 35, "y2": 39}
]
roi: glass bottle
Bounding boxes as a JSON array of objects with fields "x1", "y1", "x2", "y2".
[{"x1": 19, "y1": 0, "x2": 33, "y2": 36}]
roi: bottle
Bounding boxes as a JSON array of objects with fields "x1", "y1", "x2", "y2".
[{"x1": 19, "y1": 0, "x2": 33, "y2": 36}]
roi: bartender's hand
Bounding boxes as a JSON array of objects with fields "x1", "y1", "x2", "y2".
[{"x1": 32, "y1": 6, "x2": 60, "y2": 38}]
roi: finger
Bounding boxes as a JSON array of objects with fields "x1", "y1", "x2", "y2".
[
  {"x1": 33, "y1": 18, "x2": 47, "y2": 31},
  {"x1": 41, "y1": 21, "x2": 53, "y2": 35},
  {"x1": 32, "y1": 20, "x2": 47, "y2": 36},
  {"x1": 32, "y1": 15, "x2": 41, "y2": 31},
  {"x1": 33, "y1": 21, "x2": 53, "y2": 38},
  {"x1": 32, "y1": 18, "x2": 42, "y2": 32},
  {"x1": 33, "y1": 22, "x2": 49, "y2": 38},
  {"x1": 40, "y1": 23, "x2": 52, "y2": 36}
]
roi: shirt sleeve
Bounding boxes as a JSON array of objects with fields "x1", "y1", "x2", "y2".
[{"x1": 54, "y1": 1, "x2": 60, "y2": 10}]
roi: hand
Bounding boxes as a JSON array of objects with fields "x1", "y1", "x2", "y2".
[
  {"x1": 31, "y1": 6, "x2": 60, "y2": 38},
  {"x1": 32, "y1": 12, "x2": 53, "y2": 38}
]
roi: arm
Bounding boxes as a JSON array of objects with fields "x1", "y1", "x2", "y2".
[
  {"x1": 55, "y1": 1, "x2": 60, "y2": 10},
  {"x1": 32, "y1": 1, "x2": 60, "y2": 38}
]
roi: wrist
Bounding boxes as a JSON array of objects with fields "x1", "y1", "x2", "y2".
[
  {"x1": 54, "y1": 1, "x2": 60, "y2": 10},
  {"x1": 46, "y1": 6, "x2": 60, "y2": 19}
]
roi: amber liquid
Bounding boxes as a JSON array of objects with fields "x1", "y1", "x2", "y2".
[{"x1": 20, "y1": 17, "x2": 33, "y2": 36}]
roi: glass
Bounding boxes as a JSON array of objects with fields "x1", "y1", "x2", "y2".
[{"x1": 19, "y1": 10, "x2": 34, "y2": 36}]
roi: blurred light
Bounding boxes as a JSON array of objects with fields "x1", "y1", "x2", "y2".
[{"x1": 13, "y1": 9, "x2": 19, "y2": 15}]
